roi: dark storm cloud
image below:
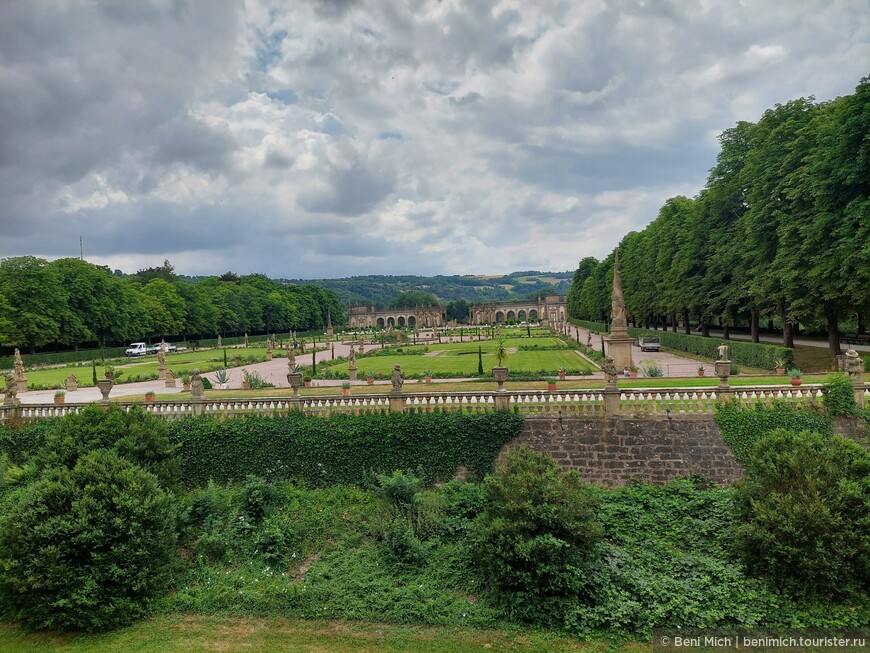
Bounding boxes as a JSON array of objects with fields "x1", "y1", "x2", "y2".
[{"x1": 0, "y1": 0, "x2": 866, "y2": 278}]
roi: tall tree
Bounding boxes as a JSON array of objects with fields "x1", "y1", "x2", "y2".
[{"x1": 0, "y1": 256, "x2": 69, "y2": 352}]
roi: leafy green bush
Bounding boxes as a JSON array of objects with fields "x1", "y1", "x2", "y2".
[
  {"x1": 627, "y1": 327, "x2": 793, "y2": 370},
  {"x1": 731, "y1": 429, "x2": 870, "y2": 599},
  {"x1": 715, "y1": 401, "x2": 832, "y2": 466},
  {"x1": 569, "y1": 318, "x2": 607, "y2": 333},
  {"x1": 37, "y1": 404, "x2": 179, "y2": 490},
  {"x1": 238, "y1": 475, "x2": 278, "y2": 523},
  {"x1": 168, "y1": 412, "x2": 525, "y2": 489},
  {"x1": 471, "y1": 447, "x2": 602, "y2": 625},
  {"x1": 821, "y1": 372, "x2": 857, "y2": 416},
  {"x1": 0, "y1": 450, "x2": 178, "y2": 631}
]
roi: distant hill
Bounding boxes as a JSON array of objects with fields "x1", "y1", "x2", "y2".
[{"x1": 277, "y1": 272, "x2": 573, "y2": 308}]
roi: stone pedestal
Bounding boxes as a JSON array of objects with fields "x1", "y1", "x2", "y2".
[
  {"x1": 855, "y1": 382, "x2": 865, "y2": 409},
  {"x1": 158, "y1": 366, "x2": 166, "y2": 380},
  {"x1": 165, "y1": 373, "x2": 176, "y2": 388},
  {"x1": 603, "y1": 386, "x2": 621, "y2": 416},
  {"x1": 604, "y1": 334, "x2": 634, "y2": 371},
  {"x1": 348, "y1": 363, "x2": 358, "y2": 381},
  {"x1": 389, "y1": 395, "x2": 406, "y2": 413},
  {"x1": 66, "y1": 375, "x2": 78, "y2": 391},
  {"x1": 191, "y1": 400, "x2": 204, "y2": 416},
  {"x1": 3, "y1": 396, "x2": 21, "y2": 408},
  {"x1": 494, "y1": 394, "x2": 511, "y2": 412},
  {"x1": 16, "y1": 378, "x2": 27, "y2": 394}
]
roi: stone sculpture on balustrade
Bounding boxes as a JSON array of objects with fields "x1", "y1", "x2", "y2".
[
  {"x1": 4, "y1": 372, "x2": 19, "y2": 406},
  {"x1": 604, "y1": 254, "x2": 634, "y2": 371},
  {"x1": 157, "y1": 346, "x2": 167, "y2": 380},
  {"x1": 13, "y1": 348, "x2": 27, "y2": 393}
]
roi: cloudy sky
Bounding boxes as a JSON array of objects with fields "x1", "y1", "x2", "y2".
[{"x1": 0, "y1": 0, "x2": 867, "y2": 279}]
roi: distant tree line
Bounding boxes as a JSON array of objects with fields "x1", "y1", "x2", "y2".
[
  {"x1": 568, "y1": 77, "x2": 870, "y2": 357},
  {"x1": 0, "y1": 258, "x2": 345, "y2": 354}
]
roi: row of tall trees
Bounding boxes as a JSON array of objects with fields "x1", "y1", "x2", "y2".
[
  {"x1": 568, "y1": 77, "x2": 870, "y2": 357},
  {"x1": 0, "y1": 257, "x2": 345, "y2": 353}
]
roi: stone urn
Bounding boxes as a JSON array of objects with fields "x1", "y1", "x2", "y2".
[
  {"x1": 714, "y1": 360, "x2": 732, "y2": 388},
  {"x1": 287, "y1": 372, "x2": 302, "y2": 396},
  {"x1": 492, "y1": 366, "x2": 509, "y2": 392},
  {"x1": 96, "y1": 378, "x2": 113, "y2": 402}
]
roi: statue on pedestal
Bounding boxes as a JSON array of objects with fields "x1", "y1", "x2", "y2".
[
  {"x1": 843, "y1": 349, "x2": 864, "y2": 382},
  {"x1": 603, "y1": 356, "x2": 618, "y2": 386},
  {"x1": 391, "y1": 365, "x2": 405, "y2": 393}
]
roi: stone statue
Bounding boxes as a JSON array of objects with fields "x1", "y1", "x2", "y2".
[
  {"x1": 13, "y1": 348, "x2": 25, "y2": 380},
  {"x1": 390, "y1": 364, "x2": 405, "y2": 393},
  {"x1": 610, "y1": 253, "x2": 628, "y2": 331},
  {"x1": 266, "y1": 339, "x2": 273, "y2": 354},
  {"x1": 217, "y1": 335, "x2": 222, "y2": 349},
  {"x1": 717, "y1": 343, "x2": 729, "y2": 360},
  {"x1": 190, "y1": 370, "x2": 205, "y2": 399},
  {"x1": 66, "y1": 374, "x2": 78, "y2": 391},
  {"x1": 4, "y1": 372, "x2": 17, "y2": 399},
  {"x1": 288, "y1": 346, "x2": 296, "y2": 366},
  {"x1": 157, "y1": 346, "x2": 166, "y2": 368},
  {"x1": 244, "y1": 333, "x2": 249, "y2": 348},
  {"x1": 843, "y1": 349, "x2": 863, "y2": 381},
  {"x1": 348, "y1": 347, "x2": 356, "y2": 363},
  {"x1": 603, "y1": 356, "x2": 618, "y2": 386}
]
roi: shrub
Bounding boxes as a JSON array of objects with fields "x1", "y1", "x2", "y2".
[
  {"x1": 375, "y1": 469, "x2": 421, "y2": 507},
  {"x1": 0, "y1": 450, "x2": 178, "y2": 631},
  {"x1": 37, "y1": 404, "x2": 179, "y2": 490},
  {"x1": 471, "y1": 447, "x2": 602, "y2": 625},
  {"x1": 640, "y1": 360, "x2": 663, "y2": 377},
  {"x1": 821, "y1": 372, "x2": 857, "y2": 416},
  {"x1": 238, "y1": 475, "x2": 278, "y2": 523},
  {"x1": 731, "y1": 429, "x2": 870, "y2": 599}
]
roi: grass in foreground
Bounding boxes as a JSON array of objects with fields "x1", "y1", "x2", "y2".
[{"x1": 0, "y1": 614, "x2": 646, "y2": 653}]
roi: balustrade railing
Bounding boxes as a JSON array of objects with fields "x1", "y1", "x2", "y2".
[{"x1": 1, "y1": 382, "x2": 866, "y2": 423}]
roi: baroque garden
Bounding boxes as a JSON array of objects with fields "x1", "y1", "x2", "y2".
[{"x1": 0, "y1": 82, "x2": 868, "y2": 650}]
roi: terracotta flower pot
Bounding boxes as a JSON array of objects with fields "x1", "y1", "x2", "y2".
[
  {"x1": 424, "y1": 376, "x2": 432, "y2": 383},
  {"x1": 548, "y1": 383, "x2": 557, "y2": 392},
  {"x1": 342, "y1": 388, "x2": 350, "y2": 396},
  {"x1": 54, "y1": 396, "x2": 64, "y2": 405},
  {"x1": 145, "y1": 393, "x2": 155, "y2": 403},
  {"x1": 790, "y1": 378, "x2": 802, "y2": 386}
]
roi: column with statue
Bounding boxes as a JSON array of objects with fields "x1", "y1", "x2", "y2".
[{"x1": 603, "y1": 253, "x2": 635, "y2": 371}]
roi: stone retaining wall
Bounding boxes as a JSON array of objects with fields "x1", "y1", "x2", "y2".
[{"x1": 501, "y1": 415, "x2": 744, "y2": 487}]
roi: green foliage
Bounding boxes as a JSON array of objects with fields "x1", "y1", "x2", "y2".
[
  {"x1": 569, "y1": 318, "x2": 607, "y2": 333},
  {"x1": 36, "y1": 404, "x2": 180, "y2": 490},
  {"x1": 731, "y1": 430, "x2": 870, "y2": 599},
  {"x1": 168, "y1": 412, "x2": 525, "y2": 489},
  {"x1": 714, "y1": 401, "x2": 832, "y2": 466},
  {"x1": 0, "y1": 450, "x2": 178, "y2": 631},
  {"x1": 471, "y1": 447, "x2": 602, "y2": 625},
  {"x1": 821, "y1": 372, "x2": 857, "y2": 416},
  {"x1": 628, "y1": 327, "x2": 793, "y2": 370}
]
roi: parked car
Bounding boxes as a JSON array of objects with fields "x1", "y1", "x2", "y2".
[
  {"x1": 125, "y1": 342, "x2": 148, "y2": 357},
  {"x1": 147, "y1": 342, "x2": 177, "y2": 354},
  {"x1": 638, "y1": 336, "x2": 661, "y2": 352}
]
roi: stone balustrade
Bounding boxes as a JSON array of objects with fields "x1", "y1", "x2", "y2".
[{"x1": 3, "y1": 382, "x2": 867, "y2": 424}]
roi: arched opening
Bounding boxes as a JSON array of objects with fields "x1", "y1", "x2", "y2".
[
  {"x1": 387, "y1": 317, "x2": 395, "y2": 328},
  {"x1": 559, "y1": 308, "x2": 565, "y2": 320},
  {"x1": 507, "y1": 310, "x2": 515, "y2": 322},
  {"x1": 495, "y1": 311, "x2": 505, "y2": 323},
  {"x1": 529, "y1": 309, "x2": 538, "y2": 321},
  {"x1": 377, "y1": 317, "x2": 385, "y2": 328},
  {"x1": 397, "y1": 316, "x2": 406, "y2": 327},
  {"x1": 408, "y1": 316, "x2": 416, "y2": 328},
  {"x1": 518, "y1": 310, "x2": 526, "y2": 322}
]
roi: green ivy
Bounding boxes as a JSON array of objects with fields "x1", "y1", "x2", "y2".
[
  {"x1": 167, "y1": 412, "x2": 525, "y2": 489},
  {"x1": 627, "y1": 328, "x2": 792, "y2": 370},
  {"x1": 714, "y1": 401, "x2": 832, "y2": 466}
]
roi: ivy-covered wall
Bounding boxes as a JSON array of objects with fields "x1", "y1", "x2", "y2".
[{"x1": 167, "y1": 412, "x2": 525, "y2": 488}]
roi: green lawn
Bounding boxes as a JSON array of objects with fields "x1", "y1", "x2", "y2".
[
  {"x1": 20, "y1": 348, "x2": 270, "y2": 390},
  {"x1": 0, "y1": 615, "x2": 644, "y2": 653}
]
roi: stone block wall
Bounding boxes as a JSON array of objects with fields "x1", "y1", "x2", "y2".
[{"x1": 501, "y1": 415, "x2": 744, "y2": 487}]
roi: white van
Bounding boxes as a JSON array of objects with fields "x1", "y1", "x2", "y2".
[{"x1": 125, "y1": 342, "x2": 148, "y2": 357}]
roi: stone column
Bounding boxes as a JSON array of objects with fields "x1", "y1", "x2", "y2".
[
  {"x1": 604, "y1": 253, "x2": 635, "y2": 371},
  {"x1": 854, "y1": 382, "x2": 866, "y2": 409}
]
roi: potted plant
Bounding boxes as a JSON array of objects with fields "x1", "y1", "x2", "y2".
[
  {"x1": 697, "y1": 365, "x2": 705, "y2": 377},
  {"x1": 303, "y1": 376, "x2": 312, "y2": 388},
  {"x1": 181, "y1": 372, "x2": 192, "y2": 392},
  {"x1": 423, "y1": 369, "x2": 433, "y2": 383},
  {"x1": 54, "y1": 390, "x2": 65, "y2": 405},
  {"x1": 214, "y1": 368, "x2": 230, "y2": 390},
  {"x1": 774, "y1": 359, "x2": 786, "y2": 375},
  {"x1": 341, "y1": 381, "x2": 351, "y2": 397},
  {"x1": 629, "y1": 365, "x2": 639, "y2": 378},
  {"x1": 241, "y1": 369, "x2": 252, "y2": 390},
  {"x1": 144, "y1": 390, "x2": 156, "y2": 402},
  {"x1": 365, "y1": 371, "x2": 375, "y2": 385},
  {"x1": 546, "y1": 377, "x2": 557, "y2": 392},
  {"x1": 788, "y1": 368, "x2": 803, "y2": 386},
  {"x1": 558, "y1": 366, "x2": 566, "y2": 381}
]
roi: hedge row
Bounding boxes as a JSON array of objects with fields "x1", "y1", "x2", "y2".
[
  {"x1": 627, "y1": 327, "x2": 793, "y2": 371},
  {"x1": 714, "y1": 401, "x2": 833, "y2": 465},
  {"x1": 166, "y1": 412, "x2": 525, "y2": 489},
  {"x1": 0, "y1": 346, "x2": 129, "y2": 369},
  {"x1": 569, "y1": 318, "x2": 608, "y2": 333}
]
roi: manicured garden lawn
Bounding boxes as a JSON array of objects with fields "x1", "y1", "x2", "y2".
[
  {"x1": 19, "y1": 348, "x2": 269, "y2": 389},
  {"x1": 0, "y1": 615, "x2": 645, "y2": 652}
]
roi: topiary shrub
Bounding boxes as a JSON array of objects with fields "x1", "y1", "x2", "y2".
[
  {"x1": 731, "y1": 429, "x2": 870, "y2": 599},
  {"x1": 471, "y1": 447, "x2": 602, "y2": 625},
  {"x1": 0, "y1": 450, "x2": 178, "y2": 631}
]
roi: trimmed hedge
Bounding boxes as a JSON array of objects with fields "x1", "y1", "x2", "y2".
[
  {"x1": 167, "y1": 412, "x2": 525, "y2": 489},
  {"x1": 627, "y1": 327, "x2": 793, "y2": 371},
  {"x1": 569, "y1": 318, "x2": 608, "y2": 333},
  {"x1": 0, "y1": 346, "x2": 128, "y2": 369}
]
